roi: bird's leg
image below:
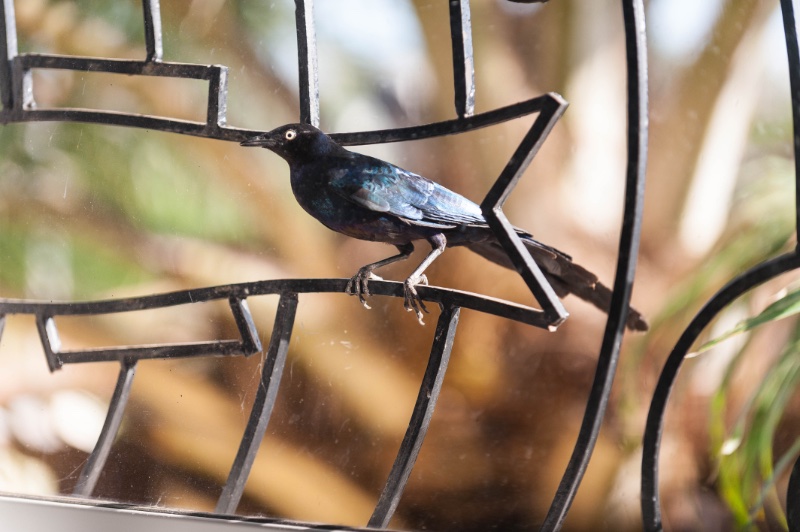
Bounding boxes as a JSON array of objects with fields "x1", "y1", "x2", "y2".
[
  {"x1": 346, "y1": 243, "x2": 414, "y2": 309},
  {"x1": 404, "y1": 234, "x2": 446, "y2": 325}
]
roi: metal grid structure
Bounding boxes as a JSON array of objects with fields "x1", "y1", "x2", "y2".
[{"x1": 0, "y1": 0, "x2": 796, "y2": 530}]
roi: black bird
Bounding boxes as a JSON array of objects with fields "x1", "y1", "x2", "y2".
[{"x1": 242, "y1": 123, "x2": 647, "y2": 331}]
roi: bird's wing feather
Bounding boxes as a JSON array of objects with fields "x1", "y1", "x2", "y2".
[{"x1": 329, "y1": 160, "x2": 485, "y2": 227}]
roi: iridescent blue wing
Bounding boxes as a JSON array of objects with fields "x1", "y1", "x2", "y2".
[{"x1": 329, "y1": 157, "x2": 485, "y2": 228}]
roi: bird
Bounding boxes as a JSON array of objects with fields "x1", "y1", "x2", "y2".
[{"x1": 241, "y1": 123, "x2": 647, "y2": 331}]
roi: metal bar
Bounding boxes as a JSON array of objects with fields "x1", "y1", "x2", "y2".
[
  {"x1": 294, "y1": 0, "x2": 319, "y2": 127},
  {"x1": 641, "y1": 252, "x2": 800, "y2": 531},
  {"x1": 35, "y1": 316, "x2": 62, "y2": 371},
  {"x1": 332, "y1": 94, "x2": 554, "y2": 146},
  {"x1": 57, "y1": 340, "x2": 249, "y2": 366},
  {"x1": 17, "y1": 108, "x2": 211, "y2": 135},
  {"x1": 229, "y1": 297, "x2": 262, "y2": 356},
  {"x1": 778, "y1": 0, "x2": 800, "y2": 524},
  {"x1": 480, "y1": 94, "x2": 567, "y2": 210},
  {"x1": 9, "y1": 42, "x2": 29, "y2": 112},
  {"x1": 208, "y1": 65, "x2": 228, "y2": 127},
  {"x1": 5, "y1": 89, "x2": 554, "y2": 146},
  {"x1": 480, "y1": 96, "x2": 569, "y2": 326},
  {"x1": 789, "y1": 454, "x2": 800, "y2": 532},
  {"x1": 216, "y1": 294, "x2": 298, "y2": 515},
  {"x1": 368, "y1": 305, "x2": 461, "y2": 528},
  {"x1": 72, "y1": 359, "x2": 137, "y2": 497},
  {"x1": 0, "y1": 0, "x2": 17, "y2": 110},
  {"x1": 17, "y1": 55, "x2": 220, "y2": 79},
  {"x1": 541, "y1": 0, "x2": 648, "y2": 527},
  {"x1": 780, "y1": 0, "x2": 800, "y2": 245},
  {"x1": 0, "y1": 279, "x2": 549, "y2": 328},
  {"x1": 486, "y1": 210, "x2": 567, "y2": 327},
  {"x1": 448, "y1": 0, "x2": 475, "y2": 118},
  {"x1": 142, "y1": 0, "x2": 163, "y2": 62}
]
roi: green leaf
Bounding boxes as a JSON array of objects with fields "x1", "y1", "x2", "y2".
[{"x1": 696, "y1": 288, "x2": 800, "y2": 354}]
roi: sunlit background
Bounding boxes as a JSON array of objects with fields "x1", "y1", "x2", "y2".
[{"x1": 0, "y1": 0, "x2": 798, "y2": 530}]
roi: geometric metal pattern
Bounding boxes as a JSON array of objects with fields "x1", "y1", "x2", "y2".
[
  {"x1": 16, "y1": 0, "x2": 800, "y2": 529},
  {"x1": 0, "y1": 1, "x2": 653, "y2": 530},
  {"x1": 0, "y1": 1, "x2": 600, "y2": 527}
]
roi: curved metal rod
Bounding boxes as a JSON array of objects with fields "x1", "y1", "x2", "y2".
[
  {"x1": 641, "y1": 252, "x2": 800, "y2": 531},
  {"x1": 3, "y1": 91, "x2": 560, "y2": 148},
  {"x1": 72, "y1": 358, "x2": 137, "y2": 497},
  {"x1": 216, "y1": 294, "x2": 299, "y2": 515},
  {"x1": 780, "y1": 0, "x2": 800, "y2": 238},
  {"x1": 0, "y1": 278, "x2": 550, "y2": 328},
  {"x1": 642, "y1": 0, "x2": 800, "y2": 527},
  {"x1": 539, "y1": 0, "x2": 649, "y2": 528},
  {"x1": 789, "y1": 454, "x2": 800, "y2": 531},
  {"x1": 368, "y1": 305, "x2": 461, "y2": 528}
]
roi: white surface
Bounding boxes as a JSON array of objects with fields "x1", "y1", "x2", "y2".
[{"x1": 0, "y1": 494, "x2": 361, "y2": 532}]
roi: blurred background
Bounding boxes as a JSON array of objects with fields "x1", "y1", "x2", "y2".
[{"x1": 0, "y1": 0, "x2": 798, "y2": 530}]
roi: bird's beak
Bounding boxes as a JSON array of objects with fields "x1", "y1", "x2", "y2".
[{"x1": 240, "y1": 133, "x2": 278, "y2": 148}]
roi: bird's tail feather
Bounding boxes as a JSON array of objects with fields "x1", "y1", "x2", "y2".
[{"x1": 464, "y1": 232, "x2": 648, "y2": 332}]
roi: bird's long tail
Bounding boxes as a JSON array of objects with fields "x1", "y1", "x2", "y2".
[{"x1": 463, "y1": 231, "x2": 648, "y2": 332}]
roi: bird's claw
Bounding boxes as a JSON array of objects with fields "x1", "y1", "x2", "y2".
[
  {"x1": 403, "y1": 276, "x2": 429, "y2": 325},
  {"x1": 346, "y1": 268, "x2": 383, "y2": 310}
]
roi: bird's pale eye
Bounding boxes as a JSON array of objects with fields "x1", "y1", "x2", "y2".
[{"x1": 285, "y1": 129, "x2": 297, "y2": 141}]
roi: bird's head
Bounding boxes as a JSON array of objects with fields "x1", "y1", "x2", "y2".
[{"x1": 240, "y1": 123, "x2": 343, "y2": 164}]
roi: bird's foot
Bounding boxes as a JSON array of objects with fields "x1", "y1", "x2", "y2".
[
  {"x1": 403, "y1": 276, "x2": 429, "y2": 325},
  {"x1": 345, "y1": 268, "x2": 383, "y2": 310}
]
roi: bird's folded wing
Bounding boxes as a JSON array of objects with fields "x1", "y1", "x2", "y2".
[{"x1": 329, "y1": 163, "x2": 485, "y2": 227}]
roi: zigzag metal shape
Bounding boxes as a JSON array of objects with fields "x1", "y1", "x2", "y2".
[{"x1": 0, "y1": 0, "x2": 646, "y2": 530}]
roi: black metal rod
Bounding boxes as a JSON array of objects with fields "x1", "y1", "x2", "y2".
[
  {"x1": 480, "y1": 95, "x2": 569, "y2": 326},
  {"x1": 294, "y1": 0, "x2": 319, "y2": 127},
  {"x1": 541, "y1": 0, "x2": 648, "y2": 528},
  {"x1": 481, "y1": 94, "x2": 567, "y2": 212},
  {"x1": 17, "y1": 55, "x2": 221, "y2": 79},
  {"x1": 4, "y1": 71, "x2": 555, "y2": 145},
  {"x1": 14, "y1": 108, "x2": 212, "y2": 136},
  {"x1": 781, "y1": 0, "x2": 800, "y2": 241},
  {"x1": 0, "y1": 0, "x2": 17, "y2": 110},
  {"x1": 229, "y1": 297, "x2": 262, "y2": 356},
  {"x1": 331, "y1": 94, "x2": 556, "y2": 146},
  {"x1": 641, "y1": 252, "x2": 800, "y2": 531},
  {"x1": 641, "y1": 1, "x2": 800, "y2": 528},
  {"x1": 30, "y1": 296, "x2": 265, "y2": 370},
  {"x1": 448, "y1": 0, "x2": 475, "y2": 118},
  {"x1": 208, "y1": 65, "x2": 228, "y2": 128},
  {"x1": 142, "y1": 0, "x2": 163, "y2": 62},
  {"x1": 72, "y1": 359, "x2": 137, "y2": 498},
  {"x1": 789, "y1": 454, "x2": 800, "y2": 531},
  {"x1": 215, "y1": 293, "x2": 298, "y2": 515},
  {"x1": 780, "y1": 0, "x2": 800, "y2": 522},
  {"x1": 486, "y1": 209, "x2": 567, "y2": 327},
  {"x1": 35, "y1": 316, "x2": 62, "y2": 371},
  {"x1": 368, "y1": 305, "x2": 461, "y2": 528},
  {"x1": 0, "y1": 278, "x2": 549, "y2": 328},
  {"x1": 57, "y1": 340, "x2": 251, "y2": 366}
]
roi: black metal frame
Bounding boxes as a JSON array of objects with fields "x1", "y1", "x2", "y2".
[
  {"x1": 642, "y1": 1, "x2": 800, "y2": 529},
  {"x1": 0, "y1": 0, "x2": 797, "y2": 530}
]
